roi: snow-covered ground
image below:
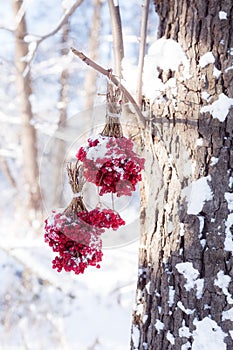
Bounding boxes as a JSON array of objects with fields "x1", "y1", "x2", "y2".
[{"x1": 0, "y1": 232, "x2": 139, "y2": 350}]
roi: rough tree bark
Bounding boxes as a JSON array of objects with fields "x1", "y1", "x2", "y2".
[
  {"x1": 12, "y1": 0, "x2": 41, "y2": 212},
  {"x1": 131, "y1": 1, "x2": 233, "y2": 349}
]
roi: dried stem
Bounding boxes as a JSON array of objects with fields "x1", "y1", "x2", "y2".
[
  {"x1": 101, "y1": 116, "x2": 123, "y2": 137},
  {"x1": 65, "y1": 162, "x2": 86, "y2": 215},
  {"x1": 101, "y1": 82, "x2": 123, "y2": 137},
  {"x1": 71, "y1": 47, "x2": 146, "y2": 128},
  {"x1": 136, "y1": 0, "x2": 150, "y2": 107}
]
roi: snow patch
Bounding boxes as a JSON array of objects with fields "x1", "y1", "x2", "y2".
[
  {"x1": 180, "y1": 222, "x2": 185, "y2": 236},
  {"x1": 179, "y1": 325, "x2": 191, "y2": 338},
  {"x1": 142, "y1": 38, "x2": 190, "y2": 100},
  {"x1": 201, "y1": 91, "x2": 210, "y2": 101},
  {"x1": 181, "y1": 342, "x2": 191, "y2": 350},
  {"x1": 197, "y1": 215, "x2": 205, "y2": 235},
  {"x1": 210, "y1": 157, "x2": 219, "y2": 166},
  {"x1": 196, "y1": 138, "x2": 203, "y2": 146},
  {"x1": 166, "y1": 331, "x2": 175, "y2": 345},
  {"x1": 135, "y1": 303, "x2": 144, "y2": 316},
  {"x1": 213, "y1": 66, "x2": 221, "y2": 78},
  {"x1": 177, "y1": 301, "x2": 194, "y2": 315},
  {"x1": 192, "y1": 317, "x2": 227, "y2": 350},
  {"x1": 224, "y1": 213, "x2": 233, "y2": 253},
  {"x1": 145, "y1": 281, "x2": 151, "y2": 295},
  {"x1": 200, "y1": 93, "x2": 233, "y2": 122},
  {"x1": 168, "y1": 286, "x2": 175, "y2": 307},
  {"x1": 225, "y1": 192, "x2": 233, "y2": 211},
  {"x1": 229, "y1": 177, "x2": 233, "y2": 189},
  {"x1": 176, "y1": 262, "x2": 204, "y2": 299},
  {"x1": 195, "y1": 278, "x2": 205, "y2": 299},
  {"x1": 214, "y1": 270, "x2": 233, "y2": 304},
  {"x1": 147, "y1": 38, "x2": 190, "y2": 74},
  {"x1": 155, "y1": 320, "x2": 164, "y2": 333},
  {"x1": 186, "y1": 176, "x2": 213, "y2": 215},
  {"x1": 176, "y1": 262, "x2": 199, "y2": 289},
  {"x1": 219, "y1": 11, "x2": 227, "y2": 20},
  {"x1": 199, "y1": 52, "x2": 215, "y2": 68},
  {"x1": 132, "y1": 325, "x2": 140, "y2": 349},
  {"x1": 222, "y1": 307, "x2": 233, "y2": 321}
]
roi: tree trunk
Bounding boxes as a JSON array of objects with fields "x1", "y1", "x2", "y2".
[
  {"x1": 12, "y1": 0, "x2": 41, "y2": 212},
  {"x1": 107, "y1": 0, "x2": 124, "y2": 77},
  {"x1": 84, "y1": 0, "x2": 102, "y2": 110},
  {"x1": 52, "y1": 23, "x2": 69, "y2": 208},
  {"x1": 131, "y1": 1, "x2": 233, "y2": 349}
]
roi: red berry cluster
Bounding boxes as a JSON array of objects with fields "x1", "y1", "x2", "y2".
[
  {"x1": 44, "y1": 211, "x2": 103, "y2": 274},
  {"x1": 78, "y1": 208, "x2": 126, "y2": 230},
  {"x1": 44, "y1": 131, "x2": 143, "y2": 276},
  {"x1": 44, "y1": 207, "x2": 125, "y2": 274},
  {"x1": 76, "y1": 135, "x2": 145, "y2": 196}
]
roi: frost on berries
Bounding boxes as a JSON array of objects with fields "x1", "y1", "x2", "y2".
[
  {"x1": 76, "y1": 135, "x2": 145, "y2": 196},
  {"x1": 44, "y1": 211, "x2": 103, "y2": 274},
  {"x1": 44, "y1": 207, "x2": 126, "y2": 274}
]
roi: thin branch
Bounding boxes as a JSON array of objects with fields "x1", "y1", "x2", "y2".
[
  {"x1": 0, "y1": 26, "x2": 15, "y2": 33},
  {"x1": 71, "y1": 47, "x2": 146, "y2": 127},
  {"x1": 107, "y1": 0, "x2": 124, "y2": 78},
  {"x1": 37, "y1": 0, "x2": 84, "y2": 43},
  {"x1": 0, "y1": 157, "x2": 16, "y2": 187},
  {"x1": 136, "y1": 0, "x2": 150, "y2": 106},
  {"x1": 21, "y1": 0, "x2": 84, "y2": 65}
]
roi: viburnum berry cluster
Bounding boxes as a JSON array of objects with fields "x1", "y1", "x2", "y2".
[
  {"x1": 44, "y1": 162, "x2": 126, "y2": 275},
  {"x1": 44, "y1": 110, "x2": 144, "y2": 276},
  {"x1": 76, "y1": 134, "x2": 145, "y2": 196},
  {"x1": 78, "y1": 208, "x2": 125, "y2": 230},
  {"x1": 44, "y1": 210, "x2": 103, "y2": 274}
]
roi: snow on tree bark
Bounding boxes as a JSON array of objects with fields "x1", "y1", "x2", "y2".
[{"x1": 131, "y1": 0, "x2": 233, "y2": 349}]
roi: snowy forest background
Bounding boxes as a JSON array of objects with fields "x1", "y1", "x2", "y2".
[{"x1": 0, "y1": 1, "x2": 157, "y2": 349}]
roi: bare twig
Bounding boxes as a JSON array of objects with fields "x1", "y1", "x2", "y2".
[
  {"x1": 136, "y1": 0, "x2": 150, "y2": 107},
  {"x1": 71, "y1": 47, "x2": 146, "y2": 127},
  {"x1": 0, "y1": 26, "x2": 15, "y2": 33},
  {"x1": 21, "y1": 0, "x2": 84, "y2": 65},
  {"x1": 107, "y1": 0, "x2": 124, "y2": 77},
  {"x1": 38, "y1": 0, "x2": 84, "y2": 43},
  {"x1": 0, "y1": 157, "x2": 16, "y2": 187}
]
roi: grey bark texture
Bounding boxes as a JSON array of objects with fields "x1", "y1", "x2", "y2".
[{"x1": 131, "y1": 0, "x2": 233, "y2": 349}]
